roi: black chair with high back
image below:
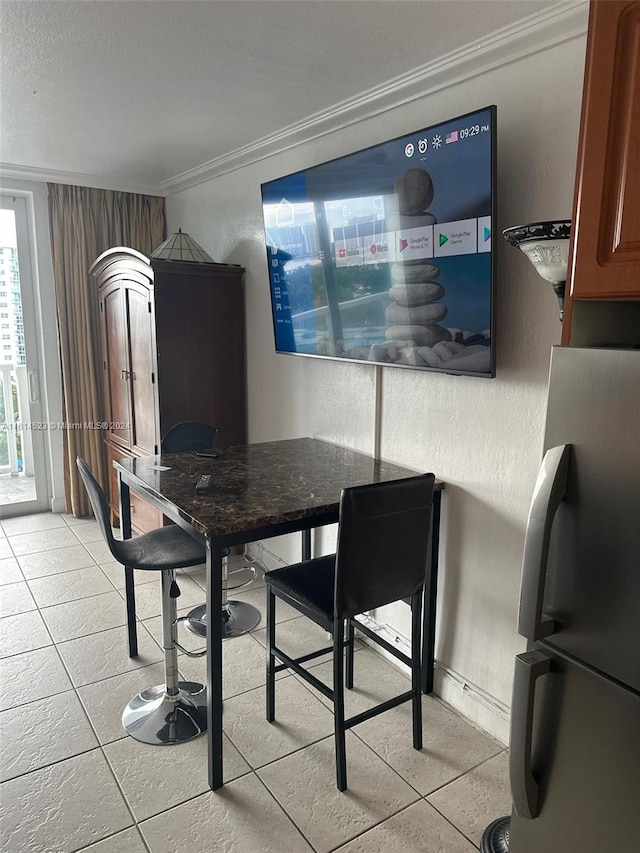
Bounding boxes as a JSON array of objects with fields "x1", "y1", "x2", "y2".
[
  {"x1": 265, "y1": 473, "x2": 435, "y2": 791},
  {"x1": 76, "y1": 456, "x2": 208, "y2": 745},
  {"x1": 161, "y1": 421, "x2": 261, "y2": 639},
  {"x1": 161, "y1": 421, "x2": 218, "y2": 454}
]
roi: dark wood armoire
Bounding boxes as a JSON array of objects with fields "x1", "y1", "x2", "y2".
[{"x1": 90, "y1": 247, "x2": 247, "y2": 530}]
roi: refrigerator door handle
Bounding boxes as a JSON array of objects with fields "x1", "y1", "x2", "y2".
[
  {"x1": 510, "y1": 649, "x2": 552, "y2": 819},
  {"x1": 518, "y1": 444, "x2": 571, "y2": 641}
]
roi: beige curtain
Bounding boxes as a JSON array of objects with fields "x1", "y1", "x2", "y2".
[{"x1": 48, "y1": 184, "x2": 165, "y2": 516}]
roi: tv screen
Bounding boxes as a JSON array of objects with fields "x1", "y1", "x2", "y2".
[{"x1": 261, "y1": 105, "x2": 496, "y2": 377}]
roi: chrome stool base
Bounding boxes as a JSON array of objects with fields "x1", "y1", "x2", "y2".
[
  {"x1": 122, "y1": 681, "x2": 207, "y2": 745},
  {"x1": 185, "y1": 601, "x2": 261, "y2": 638}
]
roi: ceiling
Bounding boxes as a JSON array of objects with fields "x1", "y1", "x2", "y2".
[{"x1": 1, "y1": 0, "x2": 580, "y2": 195}]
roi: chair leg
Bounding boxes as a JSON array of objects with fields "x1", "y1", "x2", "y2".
[
  {"x1": 346, "y1": 619, "x2": 355, "y2": 690},
  {"x1": 333, "y1": 617, "x2": 347, "y2": 791},
  {"x1": 121, "y1": 569, "x2": 208, "y2": 745},
  {"x1": 266, "y1": 587, "x2": 276, "y2": 722},
  {"x1": 124, "y1": 566, "x2": 138, "y2": 657},
  {"x1": 411, "y1": 592, "x2": 423, "y2": 750}
]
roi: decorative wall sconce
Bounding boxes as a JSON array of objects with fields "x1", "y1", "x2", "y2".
[
  {"x1": 151, "y1": 228, "x2": 215, "y2": 263},
  {"x1": 502, "y1": 220, "x2": 571, "y2": 320}
]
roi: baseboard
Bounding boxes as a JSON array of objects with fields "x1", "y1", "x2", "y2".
[{"x1": 433, "y1": 664, "x2": 510, "y2": 745}]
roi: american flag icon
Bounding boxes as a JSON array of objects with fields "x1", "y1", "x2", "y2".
[{"x1": 446, "y1": 130, "x2": 459, "y2": 144}]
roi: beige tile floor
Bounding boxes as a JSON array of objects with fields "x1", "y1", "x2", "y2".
[{"x1": 0, "y1": 511, "x2": 512, "y2": 852}]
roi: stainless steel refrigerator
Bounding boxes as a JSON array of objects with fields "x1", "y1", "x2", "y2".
[{"x1": 508, "y1": 346, "x2": 640, "y2": 852}]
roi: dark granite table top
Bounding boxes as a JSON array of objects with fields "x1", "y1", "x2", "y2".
[{"x1": 114, "y1": 437, "x2": 442, "y2": 542}]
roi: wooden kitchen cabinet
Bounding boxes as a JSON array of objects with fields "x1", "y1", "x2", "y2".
[
  {"x1": 563, "y1": 0, "x2": 640, "y2": 345},
  {"x1": 91, "y1": 247, "x2": 247, "y2": 529}
]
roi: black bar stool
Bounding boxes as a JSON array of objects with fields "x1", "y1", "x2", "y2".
[
  {"x1": 77, "y1": 456, "x2": 208, "y2": 745},
  {"x1": 265, "y1": 473, "x2": 435, "y2": 790}
]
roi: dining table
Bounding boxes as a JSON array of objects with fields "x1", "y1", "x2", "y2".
[{"x1": 114, "y1": 436, "x2": 443, "y2": 791}]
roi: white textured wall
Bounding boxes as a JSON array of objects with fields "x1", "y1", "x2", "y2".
[{"x1": 166, "y1": 34, "x2": 586, "y2": 739}]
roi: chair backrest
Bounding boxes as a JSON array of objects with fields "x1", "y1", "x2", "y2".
[
  {"x1": 76, "y1": 456, "x2": 122, "y2": 562},
  {"x1": 161, "y1": 421, "x2": 218, "y2": 453},
  {"x1": 334, "y1": 474, "x2": 435, "y2": 619}
]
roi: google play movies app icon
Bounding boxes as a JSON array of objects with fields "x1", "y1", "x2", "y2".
[{"x1": 396, "y1": 226, "x2": 434, "y2": 260}]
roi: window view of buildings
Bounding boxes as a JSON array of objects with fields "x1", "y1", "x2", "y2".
[
  {"x1": 0, "y1": 242, "x2": 25, "y2": 366},
  {"x1": 0, "y1": 211, "x2": 26, "y2": 475}
]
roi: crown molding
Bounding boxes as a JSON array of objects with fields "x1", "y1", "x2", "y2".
[
  {"x1": 162, "y1": 0, "x2": 588, "y2": 196},
  {"x1": 0, "y1": 1, "x2": 588, "y2": 198},
  {"x1": 0, "y1": 163, "x2": 164, "y2": 197}
]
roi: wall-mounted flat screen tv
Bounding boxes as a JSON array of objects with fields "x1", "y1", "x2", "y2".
[{"x1": 261, "y1": 105, "x2": 496, "y2": 377}]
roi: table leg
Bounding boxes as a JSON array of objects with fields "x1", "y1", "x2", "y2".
[
  {"x1": 301, "y1": 528, "x2": 311, "y2": 561},
  {"x1": 421, "y1": 490, "x2": 442, "y2": 694},
  {"x1": 118, "y1": 473, "x2": 137, "y2": 658},
  {"x1": 206, "y1": 540, "x2": 224, "y2": 790}
]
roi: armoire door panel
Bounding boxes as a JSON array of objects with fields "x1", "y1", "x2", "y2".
[
  {"x1": 126, "y1": 285, "x2": 158, "y2": 456},
  {"x1": 101, "y1": 286, "x2": 131, "y2": 449}
]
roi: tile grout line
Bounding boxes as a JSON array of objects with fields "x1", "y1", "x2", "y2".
[
  {"x1": 98, "y1": 742, "x2": 153, "y2": 852},
  {"x1": 251, "y1": 767, "x2": 324, "y2": 853},
  {"x1": 423, "y1": 746, "x2": 508, "y2": 798},
  {"x1": 425, "y1": 799, "x2": 483, "y2": 850}
]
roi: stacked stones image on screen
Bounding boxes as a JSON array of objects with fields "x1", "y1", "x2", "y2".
[
  {"x1": 385, "y1": 168, "x2": 449, "y2": 357},
  {"x1": 386, "y1": 263, "x2": 448, "y2": 348}
]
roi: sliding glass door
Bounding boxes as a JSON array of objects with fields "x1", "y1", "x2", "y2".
[{"x1": 0, "y1": 194, "x2": 50, "y2": 516}]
